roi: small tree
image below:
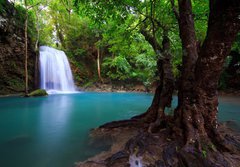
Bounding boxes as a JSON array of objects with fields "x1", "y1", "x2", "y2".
[{"x1": 24, "y1": 0, "x2": 29, "y2": 95}]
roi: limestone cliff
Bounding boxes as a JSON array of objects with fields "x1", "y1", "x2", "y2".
[{"x1": 0, "y1": 1, "x2": 36, "y2": 95}]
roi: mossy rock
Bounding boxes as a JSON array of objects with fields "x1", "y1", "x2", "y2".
[{"x1": 27, "y1": 89, "x2": 48, "y2": 97}]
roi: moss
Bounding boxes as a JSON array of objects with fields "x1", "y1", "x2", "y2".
[{"x1": 27, "y1": 89, "x2": 48, "y2": 97}]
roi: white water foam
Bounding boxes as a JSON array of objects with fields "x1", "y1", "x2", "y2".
[
  {"x1": 39, "y1": 46, "x2": 77, "y2": 94},
  {"x1": 129, "y1": 154, "x2": 144, "y2": 167}
]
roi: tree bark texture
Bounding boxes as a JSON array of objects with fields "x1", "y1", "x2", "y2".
[
  {"x1": 192, "y1": 0, "x2": 240, "y2": 148},
  {"x1": 176, "y1": 0, "x2": 198, "y2": 109},
  {"x1": 175, "y1": 0, "x2": 240, "y2": 150}
]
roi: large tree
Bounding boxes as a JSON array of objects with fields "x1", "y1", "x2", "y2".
[{"x1": 77, "y1": 0, "x2": 240, "y2": 166}]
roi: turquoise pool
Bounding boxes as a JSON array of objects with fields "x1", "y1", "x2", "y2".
[{"x1": 0, "y1": 92, "x2": 239, "y2": 167}]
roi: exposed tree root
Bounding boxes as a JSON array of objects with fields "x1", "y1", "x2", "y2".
[
  {"x1": 98, "y1": 102, "x2": 159, "y2": 130},
  {"x1": 75, "y1": 1, "x2": 240, "y2": 165},
  {"x1": 76, "y1": 121, "x2": 240, "y2": 167}
]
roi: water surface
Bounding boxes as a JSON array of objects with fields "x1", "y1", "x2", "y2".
[
  {"x1": 0, "y1": 92, "x2": 152, "y2": 167},
  {"x1": 0, "y1": 93, "x2": 239, "y2": 167}
]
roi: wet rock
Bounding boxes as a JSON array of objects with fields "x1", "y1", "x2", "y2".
[{"x1": 27, "y1": 89, "x2": 48, "y2": 97}]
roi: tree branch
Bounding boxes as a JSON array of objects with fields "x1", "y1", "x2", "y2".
[
  {"x1": 27, "y1": 2, "x2": 41, "y2": 10},
  {"x1": 170, "y1": 0, "x2": 180, "y2": 21},
  {"x1": 140, "y1": 28, "x2": 163, "y2": 53},
  {"x1": 128, "y1": 17, "x2": 148, "y2": 32}
]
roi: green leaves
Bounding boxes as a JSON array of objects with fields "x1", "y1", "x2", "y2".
[
  {"x1": 14, "y1": 0, "x2": 232, "y2": 87},
  {"x1": 103, "y1": 55, "x2": 132, "y2": 80},
  {"x1": 102, "y1": 31, "x2": 156, "y2": 83}
]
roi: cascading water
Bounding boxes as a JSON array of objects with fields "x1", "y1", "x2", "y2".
[{"x1": 39, "y1": 46, "x2": 76, "y2": 94}]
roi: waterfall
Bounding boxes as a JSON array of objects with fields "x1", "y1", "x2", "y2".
[{"x1": 39, "y1": 46, "x2": 76, "y2": 94}]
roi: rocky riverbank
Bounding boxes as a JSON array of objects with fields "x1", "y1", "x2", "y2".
[
  {"x1": 80, "y1": 82, "x2": 240, "y2": 97},
  {"x1": 80, "y1": 83, "x2": 155, "y2": 93}
]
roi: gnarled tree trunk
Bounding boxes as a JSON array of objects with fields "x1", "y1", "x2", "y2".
[
  {"x1": 78, "y1": 0, "x2": 240, "y2": 166},
  {"x1": 100, "y1": 29, "x2": 175, "y2": 130},
  {"x1": 179, "y1": 0, "x2": 240, "y2": 152}
]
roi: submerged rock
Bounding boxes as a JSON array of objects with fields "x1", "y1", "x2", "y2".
[{"x1": 27, "y1": 89, "x2": 48, "y2": 97}]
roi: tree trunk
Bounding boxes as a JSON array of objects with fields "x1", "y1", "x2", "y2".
[
  {"x1": 175, "y1": 0, "x2": 240, "y2": 151},
  {"x1": 55, "y1": 22, "x2": 65, "y2": 48},
  {"x1": 24, "y1": 4, "x2": 29, "y2": 95},
  {"x1": 131, "y1": 29, "x2": 163, "y2": 122},
  {"x1": 175, "y1": 0, "x2": 198, "y2": 109},
  {"x1": 195, "y1": 0, "x2": 239, "y2": 146},
  {"x1": 99, "y1": 30, "x2": 175, "y2": 129},
  {"x1": 76, "y1": 1, "x2": 240, "y2": 166},
  {"x1": 132, "y1": 31, "x2": 175, "y2": 125},
  {"x1": 148, "y1": 34, "x2": 175, "y2": 132},
  {"x1": 34, "y1": 9, "x2": 39, "y2": 52}
]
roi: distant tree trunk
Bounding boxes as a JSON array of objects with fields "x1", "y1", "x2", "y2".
[
  {"x1": 24, "y1": 0, "x2": 29, "y2": 95},
  {"x1": 55, "y1": 22, "x2": 65, "y2": 48},
  {"x1": 97, "y1": 47, "x2": 103, "y2": 83},
  {"x1": 34, "y1": 9, "x2": 39, "y2": 51},
  {"x1": 34, "y1": 9, "x2": 40, "y2": 89},
  {"x1": 60, "y1": 0, "x2": 71, "y2": 22}
]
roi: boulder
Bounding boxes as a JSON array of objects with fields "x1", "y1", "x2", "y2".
[{"x1": 27, "y1": 89, "x2": 48, "y2": 97}]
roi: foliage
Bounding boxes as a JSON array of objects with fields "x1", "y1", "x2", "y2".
[
  {"x1": 13, "y1": 4, "x2": 36, "y2": 40},
  {"x1": 0, "y1": 0, "x2": 6, "y2": 13},
  {"x1": 232, "y1": 34, "x2": 240, "y2": 52},
  {"x1": 103, "y1": 55, "x2": 132, "y2": 80},
  {"x1": 10, "y1": 0, "x2": 240, "y2": 89},
  {"x1": 202, "y1": 150, "x2": 207, "y2": 158},
  {"x1": 101, "y1": 22, "x2": 156, "y2": 83},
  {"x1": 192, "y1": 0, "x2": 209, "y2": 42}
]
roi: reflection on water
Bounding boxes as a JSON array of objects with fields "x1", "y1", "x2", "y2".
[
  {"x1": 0, "y1": 93, "x2": 152, "y2": 167},
  {"x1": 0, "y1": 93, "x2": 239, "y2": 167},
  {"x1": 38, "y1": 95, "x2": 72, "y2": 141}
]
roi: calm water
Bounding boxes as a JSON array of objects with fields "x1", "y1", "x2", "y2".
[{"x1": 0, "y1": 92, "x2": 239, "y2": 167}]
